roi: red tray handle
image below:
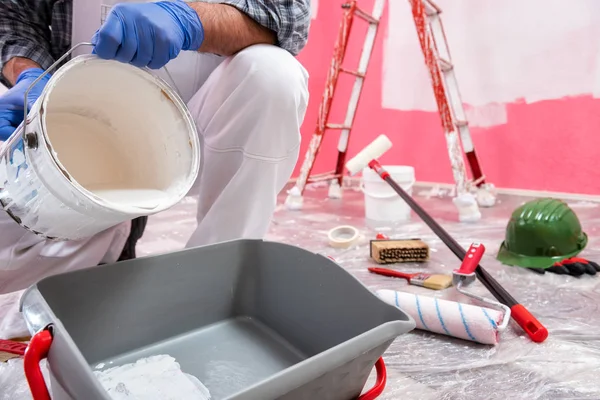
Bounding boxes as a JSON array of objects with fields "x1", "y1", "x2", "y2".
[
  {"x1": 358, "y1": 358, "x2": 387, "y2": 400},
  {"x1": 24, "y1": 328, "x2": 53, "y2": 400}
]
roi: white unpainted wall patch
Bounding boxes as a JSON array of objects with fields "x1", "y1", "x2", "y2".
[
  {"x1": 464, "y1": 103, "x2": 507, "y2": 128},
  {"x1": 311, "y1": 0, "x2": 318, "y2": 19},
  {"x1": 382, "y1": 0, "x2": 600, "y2": 127}
]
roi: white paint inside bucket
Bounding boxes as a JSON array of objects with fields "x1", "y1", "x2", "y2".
[
  {"x1": 43, "y1": 59, "x2": 196, "y2": 212},
  {"x1": 362, "y1": 166, "x2": 415, "y2": 224}
]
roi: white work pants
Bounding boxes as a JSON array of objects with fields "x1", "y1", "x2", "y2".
[{"x1": 0, "y1": 45, "x2": 309, "y2": 294}]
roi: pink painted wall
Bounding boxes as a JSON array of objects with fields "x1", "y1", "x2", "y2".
[{"x1": 295, "y1": 0, "x2": 600, "y2": 195}]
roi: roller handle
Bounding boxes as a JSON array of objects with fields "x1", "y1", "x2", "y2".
[
  {"x1": 510, "y1": 304, "x2": 549, "y2": 343},
  {"x1": 24, "y1": 328, "x2": 53, "y2": 400},
  {"x1": 455, "y1": 243, "x2": 484, "y2": 275}
]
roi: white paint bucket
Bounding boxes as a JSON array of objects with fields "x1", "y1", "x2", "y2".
[
  {"x1": 361, "y1": 166, "x2": 415, "y2": 224},
  {"x1": 0, "y1": 55, "x2": 200, "y2": 240}
]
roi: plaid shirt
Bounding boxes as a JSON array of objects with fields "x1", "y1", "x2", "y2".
[{"x1": 0, "y1": 0, "x2": 310, "y2": 87}]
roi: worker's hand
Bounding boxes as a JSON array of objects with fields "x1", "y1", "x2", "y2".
[
  {"x1": 0, "y1": 68, "x2": 50, "y2": 141},
  {"x1": 92, "y1": 1, "x2": 204, "y2": 70}
]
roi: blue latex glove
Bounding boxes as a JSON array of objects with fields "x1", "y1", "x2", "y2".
[
  {"x1": 0, "y1": 68, "x2": 50, "y2": 141},
  {"x1": 92, "y1": 1, "x2": 204, "y2": 70}
]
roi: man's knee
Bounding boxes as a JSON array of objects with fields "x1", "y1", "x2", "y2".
[
  {"x1": 191, "y1": 44, "x2": 309, "y2": 160},
  {"x1": 232, "y1": 44, "x2": 309, "y2": 112},
  {"x1": 212, "y1": 44, "x2": 309, "y2": 159}
]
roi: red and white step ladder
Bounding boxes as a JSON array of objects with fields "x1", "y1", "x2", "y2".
[{"x1": 286, "y1": 0, "x2": 496, "y2": 218}]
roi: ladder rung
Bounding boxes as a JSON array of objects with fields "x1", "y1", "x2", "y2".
[
  {"x1": 354, "y1": 7, "x2": 379, "y2": 24},
  {"x1": 438, "y1": 58, "x2": 453, "y2": 72},
  {"x1": 455, "y1": 120, "x2": 468, "y2": 127},
  {"x1": 308, "y1": 174, "x2": 340, "y2": 183},
  {"x1": 309, "y1": 170, "x2": 336, "y2": 179},
  {"x1": 326, "y1": 124, "x2": 352, "y2": 130},
  {"x1": 340, "y1": 67, "x2": 365, "y2": 78},
  {"x1": 422, "y1": 0, "x2": 441, "y2": 16}
]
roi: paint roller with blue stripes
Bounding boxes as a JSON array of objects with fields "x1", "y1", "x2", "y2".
[
  {"x1": 376, "y1": 243, "x2": 511, "y2": 345},
  {"x1": 346, "y1": 135, "x2": 548, "y2": 344}
]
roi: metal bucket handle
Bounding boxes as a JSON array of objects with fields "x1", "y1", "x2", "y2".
[
  {"x1": 22, "y1": 42, "x2": 93, "y2": 150},
  {"x1": 22, "y1": 325, "x2": 388, "y2": 400}
]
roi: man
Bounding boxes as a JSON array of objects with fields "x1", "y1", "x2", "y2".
[{"x1": 0, "y1": 0, "x2": 310, "y2": 293}]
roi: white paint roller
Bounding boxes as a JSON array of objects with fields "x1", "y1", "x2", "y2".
[
  {"x1": 377, "y1": 289, "x2": 504, "y2": 345},
  {"x1": 346, "y1": 134, "x2": 392, "y2": 176}
]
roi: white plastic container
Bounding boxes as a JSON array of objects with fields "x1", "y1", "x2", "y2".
[
  {"x1": 361, "y1": 165, "x2": 415, "y2": 224},
  {"x1": 0, "y1": 55, "x2": 200, "y2": 240}
]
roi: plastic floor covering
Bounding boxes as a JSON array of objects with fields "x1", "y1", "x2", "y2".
[{"x1": 2, "y1": 183, "x2": 600, "y2": 399}]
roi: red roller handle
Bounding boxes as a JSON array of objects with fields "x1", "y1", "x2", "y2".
[
  {"x1": 358, "y1": 358, "x2": 387, "y2": 400},
  {"x1": 455, "y1": 243, "x2": 485, "y2": 275},
  {"x1": 510, "y1": 304, "x2": 549, "y2": 343},
  {"x1": 24, "y1": 329, "x2": 53, "y2": 400}
]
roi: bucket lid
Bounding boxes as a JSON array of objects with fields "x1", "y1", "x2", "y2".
[{"x1": 362, "y1": 165, "x2": 414, "y2": 182}]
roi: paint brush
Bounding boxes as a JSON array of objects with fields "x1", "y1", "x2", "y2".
[{"x1": 368, "y1": 267, "x2": 452, "y2": 290}]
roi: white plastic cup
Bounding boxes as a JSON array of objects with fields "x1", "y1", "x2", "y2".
[
  {"x1": 0, "y1": 55, "x2": 200, "y2": 240},
  {"x1": 361, "y1": 166, "x2": 415, "y2": 225}
]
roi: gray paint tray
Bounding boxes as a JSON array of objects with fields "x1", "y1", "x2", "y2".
[{"x1": 20, "y1": 240, "x2": 415, "y2": 399}]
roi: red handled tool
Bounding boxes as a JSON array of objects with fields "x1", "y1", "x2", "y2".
[
  {"x1": 359, "y1": 158, "x2": 549, "y2": 343},
  {"x1": 454, "y1": 243, "x2": 485, "y2": 278},
  {"x1": 368, "y1": 268, "x2": 452, "y2": 290},
  {"x1": 0, "y1": 339, "x2": 28, "y2": 356},
  {"x1": 452, "y1": 242, "x2": 548, "y2": 342}
]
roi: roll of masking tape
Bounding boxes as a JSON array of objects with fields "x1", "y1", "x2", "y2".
[{"x1": 328, "y1": 225, "x2": 360, "y2": 249}]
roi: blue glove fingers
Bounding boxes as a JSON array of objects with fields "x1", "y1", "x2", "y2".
[
  {"x1": 0, "y1": 110, "x2": 21, "y2": 141},
  {"x1": 94, "y1": 11, "x2": 125, "y2": 60},
  {"x1": 147, "y1": 31, "x2": 174, "y2": 70},
  {"x1": 91, "y1": 31, "x2": 99, "y2": 54},
  {"x1": 0, "y1": 126, "x2": 15, "y2": 141},
  {"x1": 25, "y1": 80, "x2": 49, "y2": 110},
  {"x1": 130, "y1": 27, "x2": 154, "y2": 68},
  {"x1": 114, "y1": 22, "x2": 139, "y2": 64},
  {"x1": 0, "y1": 109, "x2": 23, "y2": 126}
]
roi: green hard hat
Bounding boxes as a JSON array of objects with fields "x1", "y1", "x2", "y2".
[{"x1": 497, "y1": 198, "x2": 588, "y2": 269}]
